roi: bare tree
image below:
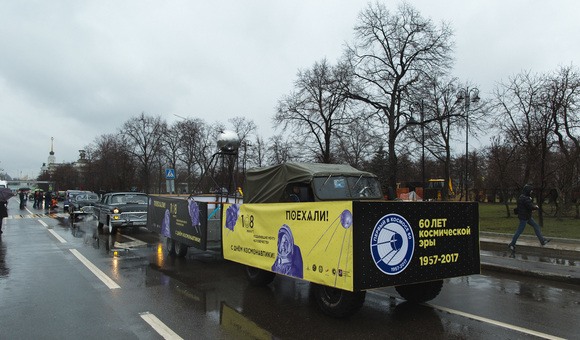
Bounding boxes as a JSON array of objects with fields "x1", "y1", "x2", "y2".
[
  {"x1": 176, "y1": 118, "x2": 204, "y2": 192},
  {"x1": 486, "y1": 136, "x2": 518, "y2": 215},
  {"x1": 267, "y1": 134, "x2": 297, "y2": 165},
  {"x1": 163, "y1": 123, "x2": 183, "y2": 178},
  {"x1": 494, "y1": 71, "x2": 558, "y2": 225},
  {"x1": 84, "y1": 133, "x2": 137, "y2": 192},
  {"x1": 408, "y1": 78, "x2": 486, "y2": 200},
  {"x1": 249, "y1": 135, "x2": 267, "y2": 168},
  {"x1": 336, "y1": 112, "x2": 379, "y2": 168},
  {"x1": 542, "y1": 65, "x2": 580, "y2": 217},
  {"x1": 229, "y1": 117, "x2": 257, "y2": 176},
  {"x1": 345, "y1": 2, "x2": 454, "y2": 189},
  {"x1": 50, "y1": 164, "x2": 79, "y2": 192},
  {"x1": 122, "y1": 113, "x2": 167, "y2": 193},
  {"x1": 275, "y1": 59, "x2": 352, "y2": 163}
]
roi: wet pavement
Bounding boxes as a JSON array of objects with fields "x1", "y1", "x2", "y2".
[
  {"x1": 1, "y1": 198, "x2": 579, "y2": 339},
  {"x1": 480, "y1": 232, "x2": 580, "y2": 285}
]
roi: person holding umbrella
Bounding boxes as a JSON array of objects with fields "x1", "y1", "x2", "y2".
[{"x1": 0, "y1": 188, "x2": 13, "y2": 235}]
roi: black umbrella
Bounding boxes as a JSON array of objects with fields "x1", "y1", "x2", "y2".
[{"x1": 0, "y1": 188, "x2": 14, "y2": 201}]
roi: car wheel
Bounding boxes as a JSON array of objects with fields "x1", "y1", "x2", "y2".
[
  {"x1": 311, "y1": 283, "x2": 366, "y2": 318},
  {"x1": 395, "y1": 280, "x2": 443, "y2": 303},
  {"x1": 245, "y1": 266, "x2": 276, "y2": 286},
  {"x1": 175, "y1": 241, "x2": 188, "y2": 257},
  {"x1": 166, "y1": 237, "x2": 176, "y2": 255}
]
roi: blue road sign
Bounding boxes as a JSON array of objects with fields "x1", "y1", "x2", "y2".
[{"x1": 166, "y1": 169, "x2": 175, "y2": 179}]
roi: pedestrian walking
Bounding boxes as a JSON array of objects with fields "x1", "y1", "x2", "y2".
[{"x1": 509, "y1": 184, "x2": 551, "y2": 252}]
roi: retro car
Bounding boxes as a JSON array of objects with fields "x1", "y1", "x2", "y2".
[
  {"x1": 68, "y1": 192, "x2": 100, "y2": 222},
  {"x1": 92, "y1": 192, "x2": 148, "y2": 233}
]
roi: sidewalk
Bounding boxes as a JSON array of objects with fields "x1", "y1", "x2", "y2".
[{"x1": 479, "y1": 232, "x2": 580, "y2": 285}]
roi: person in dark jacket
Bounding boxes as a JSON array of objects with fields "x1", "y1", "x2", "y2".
[
  {"x1": 44, "y1": 191, "x2": 52, "y2": 211},
  {"x1": 33, "y1": 191, "x2": 40, "y2": 208},
  {"x1": 509, "y1": 184, "x2": 551, "y2": 252},
  {"x1": 19, "y1": 191, "x2": 25, "y2": 209}
]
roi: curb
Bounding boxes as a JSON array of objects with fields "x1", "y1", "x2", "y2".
[{"x1": 480, "y1": 262, "x2": 580, "y2": 285}]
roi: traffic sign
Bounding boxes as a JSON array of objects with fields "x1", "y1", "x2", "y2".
[{"x1": 165, "y1": 169, "x2": 175, "y2": 179}]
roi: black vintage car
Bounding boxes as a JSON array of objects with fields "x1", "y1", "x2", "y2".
[
  {"x1": 92, "y1": 192, "x2": 148, "y2": 234},
  {"x1": 68, "y1": 192, "x2": 100, "y2": 222}
]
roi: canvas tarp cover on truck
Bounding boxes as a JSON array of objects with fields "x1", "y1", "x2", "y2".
[{"x1": 244, "y1": 162, "x2": 377, "y2": 203}]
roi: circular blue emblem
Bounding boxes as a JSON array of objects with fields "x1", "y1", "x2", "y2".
[{"x1": 370, "y1": 214, "x2": 414, "y2": 275}]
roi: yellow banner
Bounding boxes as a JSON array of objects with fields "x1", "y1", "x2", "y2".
[{"x1": 223, "y1": 202, "x2": 354, "y2": 291}]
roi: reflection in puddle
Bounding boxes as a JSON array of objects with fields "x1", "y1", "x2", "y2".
[{"x1": 480, "y1": 249, "x2": 579, "y2": 267}]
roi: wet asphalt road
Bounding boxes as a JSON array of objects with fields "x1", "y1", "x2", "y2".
[{"x1": 1, "y1": 198, "x2": 579, "y2": 340}]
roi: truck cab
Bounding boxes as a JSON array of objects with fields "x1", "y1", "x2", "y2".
[{"x1": 244, "y1": 162, "x2": 384, "y2": 203}]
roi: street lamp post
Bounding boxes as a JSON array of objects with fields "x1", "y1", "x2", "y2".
[{"x1": 456, "y1": 88, "x2": 480, "y2": 201}]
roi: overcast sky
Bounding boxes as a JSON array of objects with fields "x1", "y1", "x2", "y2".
[{"x1": 1, "y1": 0, "x2": 578, "y2": 179}]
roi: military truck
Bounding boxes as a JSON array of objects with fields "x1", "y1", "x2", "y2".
[{"x1": 147, "y1": 162, "x2": 480, "y2": 317}]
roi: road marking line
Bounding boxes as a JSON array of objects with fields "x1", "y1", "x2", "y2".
[
  {"x1": 48, "y1": 229, "x2": 67, "y2": 243},
  {"x1": 69, "y1": 249, "x2": 121, "y2": 290},
  {"x1": 371, "y1": 290, "x2": 565, "y2": 340},
  {"x1": 140, "y1": 312, "x2": 183, "y2": 340},
  {"x1": 36, "y1": 219, "x2": 68, "y2": 243},
  {"x1": 429, "y1": 303, "x2": 566, "y2": 340},
  {"x1": 8, "y1": 212, "x2": 69, "y2": 219},
  {"x1": 123, "y1": 235, "x2": 140, "y2": 242}
]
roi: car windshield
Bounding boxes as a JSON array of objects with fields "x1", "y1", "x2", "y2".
[
  {"x1": 312, "y1": 175, "x2": 382, "y2": 200},
  {"x1": 76, "y1": 193, "x2": 98, "y2": 201},
  {"x1": 86, "y1": 193, "x2": 99, "y2": 200},
  {"x1": 69, "y1": 193, "x2": 84, "y2": 201},
  {"x1": 112, "y1": 194, "x2": 147, "y2": 204}
]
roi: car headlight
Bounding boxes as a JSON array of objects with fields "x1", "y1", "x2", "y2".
[{"x1": 113, "y1": 207, "x2": 120, "y2": 214}]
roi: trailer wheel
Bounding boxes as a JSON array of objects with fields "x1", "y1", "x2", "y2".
[
  {"x1": 166, "y1": 238, "x2": 176, "y2": 255},
  {"x1": 312, "y1": 283, "x2": 366, "y2": 318},
  {"x1": 245, "y1": 266, "x2": 276, "y2": 286},
  {"x1": 395, "y1": 280, "x2": 443, "y2": 303},
  {"x1": 174, "y1": 240, "x2": 188, "y2": 257}
]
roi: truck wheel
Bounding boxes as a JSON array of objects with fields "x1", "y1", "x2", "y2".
[
  {"x1": 245, "y1": 266, "x2": 276, "y2": 286},
  {"x1": 395, "y1": 280, "x2": 443, "y2": 303},
  {"x1": 174, "y1": 241, "x2": 188, "y2": 257},
  {"x1": 166, "y1": 238, "x2": 176, "y2": 255},
  {"x1": 312, "y1": 283, "x2": 366, "y2": 318}
]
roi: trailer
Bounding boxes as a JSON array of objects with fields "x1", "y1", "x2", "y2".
[{"x1": 146, "y1": 162, "x2": 480, "y2": 317}]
